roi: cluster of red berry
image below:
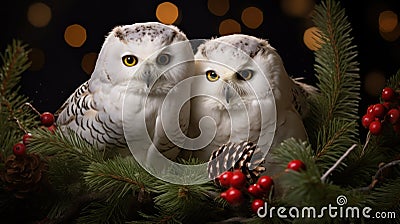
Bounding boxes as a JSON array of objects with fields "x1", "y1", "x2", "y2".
[
  {"x1": 218, "y1": 159, "x2": 305, "y2": 214},
  {"x1": 12, "y1": 107, "x2": 56, "y2": 157},
  {"x1": 362, "y1": 87, "x2": 400, "y2": 135}
]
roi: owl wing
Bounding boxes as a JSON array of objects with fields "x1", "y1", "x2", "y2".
[
  {"x1": 290, "y1": 78, "x2": 318, "y2": 119},
  {"x1": 55, "y1": 81, "x2": 126, "y2": 148},
  {"x1": 152, "y1": 100, "x2": 190, "y2": 160},
  {"x1": 55, "y1": 81, "x2": 93, "y2": 126}
]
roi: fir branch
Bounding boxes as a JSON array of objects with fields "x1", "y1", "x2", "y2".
[
  {"x1": 305, "y1": 0, "x2": 360, "y2": 179},
  {"x1": 387, "y1": 68, "x2": 400, "y2": 90},
  {"x1": 84, "y1": 156, "x2": 156, "y2": 202},
  {"x1": 0, "y1": 40, "x2": 37, "y2": 157},
  {"x1": 29, "y1": 128, "x2": 104, "y2": 165}
]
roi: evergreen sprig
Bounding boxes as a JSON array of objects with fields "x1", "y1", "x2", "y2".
[
  {"x1": 0, "y1": 40, "x2": 37, "y2": 157},
  {"x1": 305, "y1": 0, "x2": 360, "y2": 174}
]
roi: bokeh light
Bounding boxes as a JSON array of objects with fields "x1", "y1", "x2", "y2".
[
  {"x1": 208, "y1": 0, "x2": 229, "y2": 16},
  {"x1": 281, "y1": 0, "x2": 315, "y2": 18},
  {"x1": 27, "y1": 2, "x2": 52, "y2": 27},
  {"x1": 241, "y1": 7, "x2": 263, "y2": 29},
  {"x1": 379, "y1": 11, "x2": 398, "y2": 33},
  {"x1": 364, "y1": 71, "x2": 386, "y2": 97},
  {"x1": 81, "y1": 52, "x2": 98, "y2": 75},
  {"x1": 28, "y1": 48, "x2": 45, "y2": 71},
  {"x1": 303, "y1": 27, "x2": 322, "y2": 51},
  {"x1": 156, "y1": 2, "x2": 179, "y2": 25},
  {"x1": 219, "y1": 19, "x2": 241, "y2": 36},
  {"x1": 64, "y1": 24, "x2": 87, "y2": 47},
  {"x1": 380, "y1": 25, "x2": 400, "y2": 42}
]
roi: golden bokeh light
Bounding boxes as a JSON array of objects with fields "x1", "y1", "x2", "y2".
[
  {"x1": 81, "y1": 52, "x2": 98, "y2": 75},
  {"x1": 364, "y1": 71, "x2": 386, "y2": 97},
  {"x1": 27, "y1": 2, "x2": 52, "y2": 27},
  {"x1": 281, "y1": 0, "x2": 315, "y2": 18},
  {"x1": 380, "y1": 24, "x2": 400, "y2": 42},
  {"x1": 219, "y1": 19, "x2": 241, "y2": 36},
  {"x1": 379, "y1": 11, "x2": 398, "y2": 33},
  {"x1": 241, "y1": 7, "x2": 263, "y2": 29},
  {"x1": 156, "y1": 2, "x2": 179, "y2": 25},
  {"x1": 64, "y1": 24, "x2": 87, "y2": 47},
  {"x1": 28, "y1": 48, "x2": 45, "y2": 71},
  {"x1": 208, "y1": 0, "x2": 229, "y2": 16},
  {"x1": 303, "y1": 27, "x2": 322, "y2": 51}
]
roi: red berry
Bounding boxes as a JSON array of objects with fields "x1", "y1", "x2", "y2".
[
  {"x1": 248, "y1": 184, "x2": 264, "y2": 197},
  {"x1": 220, "y1": 191, "x2": 227, "y2": 199},
  {"x1": 22, "y1": 133, "x2": 32, "y2": 145},
  {"x1": 40, "y1": 112, "x2": 55, "y2": 127},
  {"x1": 251, "y1": 199, "x2": 265, "y2": 214},
  {"x1": 13, "y1": 142, "x2": 26, "y2": 156},
  {"x1": 372, "y1": 104, "x2": 386, "y2": 118},
  {"x1": 257, "y1": 176, "x2": 274, "y2": 192},
  {"x1": 387, "y1": 108, "x2": 400, "y2": 124},
  {"x1": 223, "y1": 187, "x2": 243, "y2": 205},
  {"x1": 218, "y1": 171, "x2": 233, "y2": 187},
  {"x1": 367, "y1": 105, "x2": 374, "y2": 114},
  {"x1": 369, "y1": 120, "x2": 382, "y2": 135},
  {"x1": 382, "y1": 102, "x2": 391, "y2": 110},
  {"x1": 382, "y1": 87, "x2": 395, "y2": 101},
  {"x1": 230, "y1": 170, "x2": 246, "y2": 189},
  {"x1": 47, "y1": 124, "x2": 57, "y2": 133},
  {"x1": 361, "y1": 114, "x2": 375, "y2": 128},
  {"x1": 286, "y1": 159, "x2": 306, "y2": 172}
]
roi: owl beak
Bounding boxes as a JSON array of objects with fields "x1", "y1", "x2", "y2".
[
  {"x1": 223, "y1": 84, "x2": 232, "y2": 104},
  {"x1": 145, "y1": 76, "x2": 153, "y2": 88}
]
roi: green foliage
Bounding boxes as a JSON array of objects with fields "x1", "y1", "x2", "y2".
[
  {"x1": 0, "y1": 40, "x2": 37, "y2": 157},
  {"x1": 305, "y1": 0, "x2": 360, "y2": 174}
]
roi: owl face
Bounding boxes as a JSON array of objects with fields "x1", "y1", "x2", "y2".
[
  {"x1": 92, "y1": 22, "x2": 194, "y2": 95},
  {"x1": 194, "y1": 34, "x2": 280, "y2": 108}
]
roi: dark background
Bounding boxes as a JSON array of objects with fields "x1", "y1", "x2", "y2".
[{"x1": 0, "y1": 0, "x2": 399, "y2": 119}]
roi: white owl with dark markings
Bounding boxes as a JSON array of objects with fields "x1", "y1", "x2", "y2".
[
  {"x1": 187, "y1": 34, "x2": 310, "y2": 175},
  {"x1": 56, "y1": 22, "x2": 194, "y2": 161}
]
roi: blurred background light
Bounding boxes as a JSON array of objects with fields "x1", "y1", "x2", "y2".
[
  {"x1": 27, "y1": 2, "x2": 52, "y2": 27},
  {"x1": 379, "y1": 10, "x2": 398, "y2": 33},
  {"x1": 64, "y1": 24, "x2": 87, "y2": 47},
  {"x1": 208, "y1": 0, "x2": 230, "y2": 16},
  {"x1": 241, "y1": 7, "x2": 263, "y2": 29},
  {"x1": 364, "y1": 71, "x2": 386, "y2": 97},
  {"x1": 156, "y1": 2, "x2": 179, "y2": 25},
  {"x1": 219, "y1": 19, "x2": 241, "y2": 36},
  {"x1": 81, "y1": 52, "x2": 98, "y2": 75},
  {"x1": 281, "y1": 0, "x2": 315, "y2": 18},
  {"x1": 28, "y1": 48, "x2": 45, "y2": 71},
  {"x1": 380, "y1": 25, "x2": 400, "y2": 42},
  {"x1": 303, "y1": 27, "x2": 322, "y2": 51}
]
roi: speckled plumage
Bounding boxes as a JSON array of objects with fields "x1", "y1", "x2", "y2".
[
  {"x1": 186, "y1": 34, "x2": 310, "y2": 177},
  {"x1": 56, "y1": 22, "x2": 194, "y2": 161}
]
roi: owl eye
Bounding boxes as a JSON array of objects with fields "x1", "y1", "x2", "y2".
[
  {"x1": 122, "y1": 55, "x2": 138, "y2": 67},
  {"x1": 206, "y1": 70, "x2": 219, "y2": 82},
  {"x1": 236, "y1": 69, "x2": 253, "y2": 81},
  {"x1": 156, "y1": 54, "x2": 171, "y2": 65}
]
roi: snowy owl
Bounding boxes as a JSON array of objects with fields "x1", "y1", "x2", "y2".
[
  {"x1": 186, "y1": 34, "x2": 309, "y2": 175},
  {"x1": 55, "y1": 22, "x2": 194, "y2": 161}
]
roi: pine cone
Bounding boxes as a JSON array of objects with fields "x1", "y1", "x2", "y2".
[
  {"x1": 208, "y1": 141, "x2": 265, "y2": 184},
  {"x1": 0, "y1": 153, "x2": 48, "y2": 198}
]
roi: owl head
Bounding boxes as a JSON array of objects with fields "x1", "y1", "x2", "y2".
[
  {"x1": 90, "y1": 22, "x2": 194, "y2": 95},
  {"x1": 194, "y1": 34, "x2": 292, "y2": 108}
]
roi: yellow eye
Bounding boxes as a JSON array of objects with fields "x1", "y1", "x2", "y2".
[
  {"x1": 122, "y1": 55, "x2": 138, "y2": 67},
  {"x1": 206, "y1": 70, "x2": 219, "y2": 82}
]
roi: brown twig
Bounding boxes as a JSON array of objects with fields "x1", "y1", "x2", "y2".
[
  {"x1": 24, "y1": 102, "x2": 41, "y2": 116},
  {"x1": 355, "y1": 159, "x2": 400, "y2": 192}
]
